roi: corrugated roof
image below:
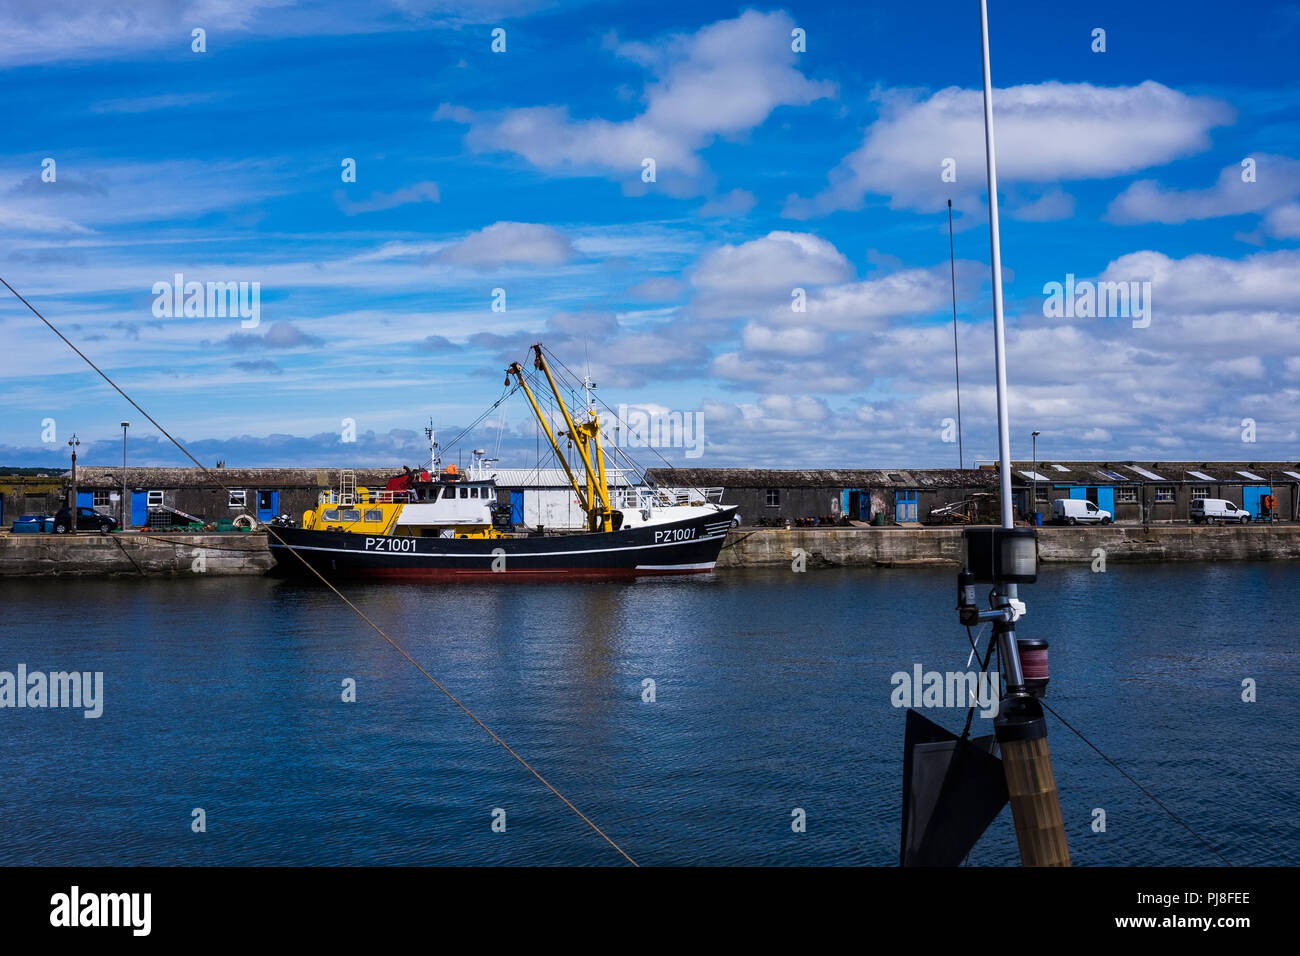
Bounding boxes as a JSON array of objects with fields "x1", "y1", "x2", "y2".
[
  {"x1": 73, "y1": 467, "x2": 401, "y2": 488},
  {"x1": 646, "y1": 468, "x2": 1000, "y2": 488},
  {"x1": 484, "y1": 468, "x2": 639, "y2": 487},
  {"x1": 1010, "y1": 462, "x2": 1300, "y2": 483}
]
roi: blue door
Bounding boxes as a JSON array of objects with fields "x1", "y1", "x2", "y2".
[
  {"x1": 130, "y1": 491, "x2": 148, "y2": 527},
  {"x1": 1097, "y1": 487, "x2": 1114, "y2": 514},
  {"x1": 895, "y1": 490, "x2": 917, "y2": 522},
  {"x1": 1069, "y1": 487, "x2": 1086, "y2": 500},
  {"x1": 256, "y1": 490, "x2": 278, "y2": 522},
  {"x1": 1242, "y1": 485, "x2": 1270, "y2": 517},
  {"x1": 77, "y1": 491, "x2": 93, "y2": 508},
  {"x1": 509, "y1": 490, "x2": 525, "y2": 524}
]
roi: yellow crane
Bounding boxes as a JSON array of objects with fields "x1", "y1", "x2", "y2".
[{"x1": 505, "y1": 344, "x2": 616, "y2": 532}]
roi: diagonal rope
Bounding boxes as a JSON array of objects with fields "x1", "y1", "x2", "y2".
[
  {"x1": 1, "y1": 275, "x2": 638, "y2": 867},
  {"x1": 1040, "y1": 699, "x2": 1231, "y2": 866}
]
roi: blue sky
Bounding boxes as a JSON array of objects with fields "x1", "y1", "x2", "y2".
[{"x1": 2, "y1": 0, "x2": 1298, "y2": 470}]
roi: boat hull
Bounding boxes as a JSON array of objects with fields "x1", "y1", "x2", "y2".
[{"x1": 267, "y1": 507, "x2": 736, "y2": 581}]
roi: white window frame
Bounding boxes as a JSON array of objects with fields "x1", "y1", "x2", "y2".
[
  {"x1": 1190, "y1": 486, "x2": 1211, "y2": 499},
  {"x1": 1154, "y1": 487, "x2": 1174, "y2": 502},
  {"x1": 1116, "y1": 487, "x2": 1137, "y2": 503},
  {"x1": 146, "y1": 490, "x2": 164, "y2": 507},
  {"x1": 229, "y1": 489, "x2": 246, "y2": 508},
  {"x1": 93, "y1": 490, "x2": 112, "y2": 507}
]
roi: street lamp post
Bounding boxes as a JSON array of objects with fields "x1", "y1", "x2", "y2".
[
  {"x1": 67, "y1": 434, "x2": 80, "y2": 532},
  {"x1": 120, "y1": 421, "x2": 129, "y2": 530},
  {"x1": 1032, "y1": 430, "x2": 1040, "y2": 520}
]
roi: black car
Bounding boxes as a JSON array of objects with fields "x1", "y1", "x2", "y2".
[{"x1": 53, "y1": 506, "x2": 119, "y2": 533}]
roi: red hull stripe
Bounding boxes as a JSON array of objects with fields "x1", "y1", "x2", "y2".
[{"x1": 340, "y1": 565, "x2": 713, "y2": 581}]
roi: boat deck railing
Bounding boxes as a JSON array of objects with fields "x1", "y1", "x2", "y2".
[
  {"x1": 318, "y1": 488, "x2": 415, "y2": 506},
  {"x1": 612, "y1": 487, "x2": 725, "y2": 509}
]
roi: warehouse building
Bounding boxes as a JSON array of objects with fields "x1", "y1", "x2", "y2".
[
  {"x1": 646, "y1": 468, "x2": 1001, "y2": 525},
  {"x1": 24, "y1": 459, "x2": 1300, "y2": 530},
  {"x1": 1010, "y1": 461, "x2": 1299, "y2": 522},
  {"x1": 66, "y1": 464, "x2": 649, "y2": 530}
]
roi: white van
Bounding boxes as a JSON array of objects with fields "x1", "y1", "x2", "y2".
[
  {"x1": 1051, "y1": 498, "x2": 1112, "y2": 525},
  {"x1": 1191, "y1": 498, "x2": 1251, "y2": 524}
]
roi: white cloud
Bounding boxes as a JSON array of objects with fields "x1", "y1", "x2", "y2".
[
  {"x1": 698, "y1": 189, "x2": 757, "y2": 218},
  {"x1": 433, "y1": 221, "x2": 574, "y2": 269},
  {"x1": 688, "y1": 231, "x2": 852, "y2": 317},
  {"x1": 0, "y1": 0, "x2": 543, "y2": 66},
  {"x1": 335, "y1": 181, "x2": 440, "y2": 216},
  {"x1": 786, "y1": 81, "x2": 1233, "y2": 218},
  {"x1": 1099, "y1": 248, "x2": 1300, "y2": 315},
  {"x1": 740, "y1": 322, "x2": 826, "y2": 356},
  {"x1": 1107, "y1": 155, "x2": 1300, "y2": 224},
  {"x1": 625, "y1": 276, "x2": 685, "y2": 301},
  {"x1": 1009, "y1": 187, "x2": 1075, "y2": 222},
  {"x1": 436, "y1": 11, "x2": 834, "y2": 196},
  {"x1": 90, "y1": 92, "x2": 224, "y2": 113},
  {"x1": 1265, "y1": 202, "x2": 1300, "y2": 238}
]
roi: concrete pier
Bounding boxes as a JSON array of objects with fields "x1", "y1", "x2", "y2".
[
  {"x1": 716, "y1": 524, "x2": 1300, "y2": 569},
  {"x1": 0, "y1": 532, "x2": 272, "y2": 576},
  {"x1": 2, "y1": 525, "x2": 1299, "y2": 576}
]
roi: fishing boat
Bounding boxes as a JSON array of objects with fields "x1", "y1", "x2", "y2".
[{"x1": 268, "y1": 344, "x2": 736, "y2": 580}]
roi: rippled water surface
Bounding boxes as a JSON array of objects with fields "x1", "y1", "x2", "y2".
[{"x1": 2, "y1": 562, "x2": 1296, "y2": 865}]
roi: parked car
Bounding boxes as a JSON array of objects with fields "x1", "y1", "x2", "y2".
[
  {"x1": 1051, "y1": 498, "x2": 1112, "y2": 525},
  {"x1": 10, "y1": 514, "x2": 53, "y2": 533},
  {"x1": 1191, "y1": 498, "x2": 1251, "y2": 525},
  {"x1": 53, "y1": 506, "x2": 119, "y2": 533}
]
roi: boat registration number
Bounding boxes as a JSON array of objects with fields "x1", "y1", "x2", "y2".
[
  {"x1": 364, "y1": 537, "x2": 418, "y2": 552},
  {"x1": 654, "y1": 527, "x2": 697, "y2": 543}
]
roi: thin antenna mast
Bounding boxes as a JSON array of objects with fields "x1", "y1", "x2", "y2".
[{"x1": 947, "y1": 199, "x2": 965, "y2": 470}]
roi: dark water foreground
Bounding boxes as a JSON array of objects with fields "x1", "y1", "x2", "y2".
[{"x1": 1, "y1": 563, "x2": 1296, "y2": 866}]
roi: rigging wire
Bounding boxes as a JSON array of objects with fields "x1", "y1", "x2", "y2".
[
  {"x1": 951, "y1": 617, "x2": 1231, "y2": 865},
  {"x1": 0, "y1": 275, "x2": 639, "y2": 867},
  {"x1": 539, "y1": 345, "x2": 679, "y2": 485},
  {"x1": 1040, "y1": 699, "x2": 1232, "y2": 866}
]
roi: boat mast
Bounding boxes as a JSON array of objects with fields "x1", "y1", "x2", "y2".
[
  {"x1": 505, "y1": 344, "x2": 615, "y2": 531},
  {"x1": 978, "y1": 0, "x2": 1069, "y2": 866},
  {"x1": 425, "y1": 419, "x2": 440, "y2": 474}
]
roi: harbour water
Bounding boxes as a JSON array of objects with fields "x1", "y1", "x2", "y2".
[{"x1": 2, "y1": 563, "x2": 1296, "y2": 866}]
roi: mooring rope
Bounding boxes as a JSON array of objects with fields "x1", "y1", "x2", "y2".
[
  {"x1": 1, "y1": 275, "x2": 639, "y2": 867},
  {"x1": 1040, "y1": 699, "x2": 1232, "y2": 866}
]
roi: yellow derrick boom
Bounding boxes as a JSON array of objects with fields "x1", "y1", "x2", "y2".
[{"x1": 505, "y1": 344, "x2": 615, "y2": 532}]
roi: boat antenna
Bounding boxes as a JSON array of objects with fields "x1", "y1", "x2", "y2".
[
  {"x1": 948, "y1": 198, "x2": 965, "y2": 470},
  {"x1": 425, "y1": 419, "x2": 440, "y2": 474}
]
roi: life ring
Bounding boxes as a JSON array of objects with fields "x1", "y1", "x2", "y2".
[{"x1": 232, "y1": 514, "x2": 256, "y2": 531}]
